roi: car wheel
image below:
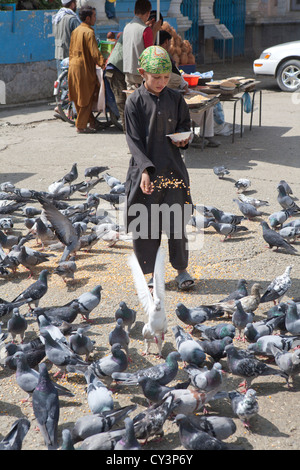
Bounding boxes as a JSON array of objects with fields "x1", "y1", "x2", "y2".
[{"x1": 276, "y1": 59, "x2": 300, "y2": 92}]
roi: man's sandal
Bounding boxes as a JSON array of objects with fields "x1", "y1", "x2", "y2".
[{"x1": 175, "y1": 271, "x2": 195, "y2": 291}]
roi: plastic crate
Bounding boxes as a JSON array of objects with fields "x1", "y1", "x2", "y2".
[{"x1": 98, "y1": 40, "x2": 115, "y2": 61}]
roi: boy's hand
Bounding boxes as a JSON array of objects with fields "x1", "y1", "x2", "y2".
[
  {"x1": 172, "y1": 137, "x2": 190, "y2": 148},
  {"x1": 140, "y1": 170, "x2": 154, "y2": 195}
]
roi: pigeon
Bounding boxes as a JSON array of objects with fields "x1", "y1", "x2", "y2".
[
  {"x1": 238, "y1": 193, "x2": 269, "y2": 208},
  {"x1": 0, "y1": 229, "x2": 20, "y2": 250},
  {"x1": 37, "y1": 196, "x2": 83, "y2": 262},
  {"x1": 234, "y1": 178, "x2": 251, "y2": 193},
  {"x1": 0, "y1": 202, "x2": 26, "y2": 215},
  {"x1": 110, "y1": 183, "x2": 126, "y2": 195},
  {"x1": 136, "y1": 375, "x2": 190, "y2": 404},
  {"x1": 38, "y1": 314, "x2": 68, "y2": 345},
  {"x1": 18, "y1": 245, "x2": 55, "y2": 277},
  {"x1": 76, "y1": 285, "x2": 102, "y2": 322},
  {"x1": 228, "y1": 389, "x2": 259, "y2": 429},
  {"x1": 0, "y1": 181, "x2": 15, "y2": 193},
  {"x1": 209, "y1": 283, "x2": 262, "y2": 316},
  {"x1": 279, "y1": 180, "x2": 293, "y2": 196},
  {"x1": 175, "y1": 414, "x2": 229, "y2": 450},
  {"x1": 40, "y1": 329, "x2": 89, "y2": 378},
  {"x1": 172, "y1": 325, "x2": 206, "y2": 367},
  {"x1": 185, "y1": 363, "x2": 224, "y2": 394},
  {"x1": 86, "y1": 343, "x2": 128, "y2": 383},
  {"x1": 232, "y1": 300, "x2": 255, "y2": 340},
  {"x1": 269, "y1": 208, "x2": 296, "y2": 229},
  {"x1": 32, "y1": 362, "x2": 60, "y2": 450},
  {"x1": 7, "y1": 308, "x2": 28, "y2": 343},
  {"x1": 279, "y1": 225, "x2": 300, "y2": 243},
  {"x1": 218, "y1": 279, "x2": 248, "y2": 302},
  {"x1": 167, "y1": 388, "x2": 228, "y2": 416},
  {"x1": 128, "y1": 248, "x2": 167, "y2": 357},
  {"x1": 14, "y1": 351, "x2": 74, "y2": 402},
  {"x1": 111, "y1": 351, "x2": 181, "y2": 386},
  {"x1": 213, "y1": 166, "x2": 230, "y2": 179},
  {"x1": 22, "y1": 206, "x2": 42, "y2": 217},
  {"x1": 187, "y1": 415, "x2": 236, "y2": 441},
  {"x1": 261, "y1": 221, "x2": 297, "y2": 254},
  {"x1": 84, "y1": 368, "x2": 114, "y2": 414},
  {"x1": 285, "y1": 300, "x2": 300, "y2": 335},
  {"x1": 175, "y1": 303, "x2": 215, "y2": 327},
  {"x1": 114, "y1": 418, "x2": 141, "y2": 451},
  {"x1": 196, "y1": 337, "x2": 233, "y2": 362},
  {"x1": 233, "y1": 198, "x2": 262, "y2": 219},
  {"x1": 71, "y1": 404, "x2": 137, "y2": 443},
  {"x1": 277, "y1": 184, "x2": 300, "y2": 212},
  {"x1": 225, "y1": 343, "x2": 287, "y2": 391},
  {"x1": 77, "y1": 178, "x2": 103, "y2": 196},
  {"x1": 12, "y1": 269, "x2": 50, "y2": 310},
  {"x1": 132, "y1": 393, "x2": 180, "y2": 443},
  {"x1": 3, "y1": 337, "x2": 46, "y2": 370},
  {"x1": 98, "y1": 193, "x2": 126, "y2": 209},
  {"x1": 194, "y1": 323, "x2": 236, "y2": 341},
  {"x1": 58, "y1": 163, "x2": 78, "y2": 184},
  {"x1": 60, "y1": 429, "x2": 75, "y2": 450},
  {"x1": 0, "y1": 217, "x2": 14, "y2": 232},
  {"x1": 208, "y1": 221, "x2": 248, "y2": 241},
  {"x1": 29, "y1": 217, "x2": 57, "y2": 248},
  {"x1": 210, "y1": 207, "x2": 244, "y2": 225},
  {"x1": 247, "y1": 335, "x2": 298, "y2": 358},
  {"x1": 109, "y1": 318, "x2": 130, "y2": 355},
  {"x1": 103, "y1": 172, "x2": 122, "y2": 188},
  {"x1": 0, "y1": 418, "x2": 30, "y2": 450},
  {"x1": 188, "y1": 214, "x2": 214, "y2": 231},
  {"x1": 33, "y1": 300, "x2": 80, "y2": 326},
  {"x1": 269, "y1": 344, "x2": 300, "y2": 387},
  {"x1": 282, "y1": 219, "x2": 300, "y2": 229},
  {"x1": 244, "y1": 317, "x2": 283, "y2": 342},
  {"x1": 0, "y1": 298, "x2": 26, "y2": 319},
  {"x1": 260, "y1": 266, "x2": 292, "y2": 304},
  {"x1": 69, "y1": 327, "x2": 94, "y2": 361},
  {"x1": 77, "y1": 428, "x2": 126, "y2": 450},
  {"x1": 84, "y1": 165, "x2": 109, "y2": 179},
  {"x1": 53, "y1": 256, "x2": 77, "y2": 283}
]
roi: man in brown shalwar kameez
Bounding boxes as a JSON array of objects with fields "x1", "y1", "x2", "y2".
[{"x1": 68, "y1": 6, "x2": 105, "y2": 133}]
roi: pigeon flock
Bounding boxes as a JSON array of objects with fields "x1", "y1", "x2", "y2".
[{"x1": 0, "y1": 162, "x2": 300, "y2": 452}]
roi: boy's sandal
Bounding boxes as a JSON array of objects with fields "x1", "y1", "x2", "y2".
[{"x1": 175, "y1": 272, "x2": 195, "y2": 291}]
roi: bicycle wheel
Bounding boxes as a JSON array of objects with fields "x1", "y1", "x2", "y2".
[{"x1": 54, "y1": 69, "x2": 77, "y2": 124}]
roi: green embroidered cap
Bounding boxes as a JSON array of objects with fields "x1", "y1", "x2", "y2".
[{"x1": 138, "y1": 45, "x2": 172, "y2": 74}]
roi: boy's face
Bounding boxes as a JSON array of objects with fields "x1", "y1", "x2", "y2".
[{"x1": 139, "y1": 69, "x2": 170, "y2": 95}]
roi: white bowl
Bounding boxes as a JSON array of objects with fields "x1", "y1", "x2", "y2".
[{"x1": 166, "y1": 131, "x2": 192, "y2": 142}]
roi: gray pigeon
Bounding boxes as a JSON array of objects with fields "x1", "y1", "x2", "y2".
[
  {"x1": 210, "y1": 207, "x2": 244, "y2": 225},
  {"x1": 114, "y1": 301, "x2": 136, "y2": 333},
  {"x1": 260, "y1": 266, "x2": 292, "y2": 304},
  {"x1": 0, "y1": 418, "x2": 30, "y2": 450},
  {"x1": 84, "y1": 165, "x2": 109, "y2": 179},
  {"x1": 76, "y1": 285, "x2": 102, "y2": 322},
  {"x1": 285, "y1": 300, "x2": 300, "y2": 335},
  {"x1": 14, "y1": 351, "x2": 74, "y2": 402},
  {"x1": 233, "y1": 198, "x2": 262, "y2": 219},
  {"x1": 244, "y1": 317, "x2": 282, "y2": 342},
  {"x1": 103, "y1": 172, "x2": 122, "y2": 188},
  {"x1": 0, "y1": 230, "x2": 20, "y2": 250},
  {"x1": 36, "y1": 196, "x2": 82, "y2": 262},
  {"x1": 111, "y1": 351, "x2": 181, "y2": 386},
  {"x1": 77, "y1": 428, "x2": 126, "y2": 450},
  {"x1": 175, "y1": 302, "x2": 215, "y2": 327},
  {"x1": 60, "y1": 429, "x2": 75, "y2": 450},
  {"x1": 69, "y1": 327, "x2": 94, "y2": 361},
  {"x1": 270, "y1": 343, "x2": 300, "y2": 387},
  {"x1": 32, "y1": 362, "x2": 60, "y2": 450},
  {"x1": 219, "y1": 279, "x2": 248, "y2": 302},
  {"x1": 269, "y1": 208, "x2": 296, "y2": 229},
  {"x1": 175, "y1": 414, "x2": 229, "y2": 450},
  {"x1": 261, "y1": 221, "x2": 297, "y2": 254},
  {"x1": 185, "y1": 362, "x2": 224, "y2": 394},
  {"x1": 188, "y1": 214, "x2": 214, "y2": 230},
  {"x1": 247, "y1": 335, "x2": 298, "y2": 358},
  {"x1": 172, "y1": 325, "x2": 206, "y2": 367},
  {"x1": 88, "y1": 343, "x2": 128, "y2": 383},
  {"x1": 114, "y1": 417, "x2": 141, "y2": 450},
  {"x1": 234, "y1": 178, "x2": 251, "y2": 193},
  {"x1": 33, "y1": 300, "x2": 80, "y2": 326},
  {"x1": 38, "y1": 313, "x2": 68, "y2": 345},
  {"x1": 277, "y1": 184, "x2": 300, "y2": 212},
  {"x1": 228, "y1": 388, "x2": 259, "y2": 429},
  {"x1": 53, "y1": 256, "x2": 77, "y2": 283},
  {"x1": 84, "y1": 368, "x2": 114, "y2": 414},
  {"x1": 232, "y1": 300, "x2": 254, "y2": 340},
  {"x1": 187, "y1": 415, "x2": 236, "y2": 441},
  {"x1": 31, "y1": 217, "x2": 57, "y2": 248},
  {"x1": 225, "y1": 343, "x2": 287, "y2": 391},
  {"x1": 279, "y1": 225, "x2": 300, "y2": 242},
  {"x1": 137, "y1": 375, "x2": 190, "y2": 404},
  {"x1": 18, "y1": 245, "x2": 55, "y2": 277},
  {"x1": 196, "y1": 337, "x2": 233, "y2": 363},
  {"x1": 3, "y1": 337, "x2": 46, "y2": 370},
  {"x1": 208, "y1": 220, "x2": 248, "y2": 241},
  {"x1": 40, "y1": 329, "x2": 89, "y2": 378},
  {"x1": 7, "y1": 308, "x2": 27, "y2": 343},
  {"x1": 109, "y1": 318, "x2": 130, "y2": 355},
  {"x1": 58, "y1": 162, "x2": 78, "y2": 184},
  {"x1": 279, "y1": 180, "x2": 293, "y2": 196},
  {"x1": 194, "y1": 323, "x2": 236, "y2": 341},
  {"x1": 213, "y1": 166, "x2": 230, "y2": 179},
  {"x1": 71, "y1": 404, "x2": 137, "y2": 443},
  {"x1": 166, "y1": 388, "x2": 228, "y2": 416},
  {"x1": 12, "y1": 269, "x2": 50, "y2": 310}
]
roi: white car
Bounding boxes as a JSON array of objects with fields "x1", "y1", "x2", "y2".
[{"x1": 253, "y1": 40, "x2": 300, "y2": 92}]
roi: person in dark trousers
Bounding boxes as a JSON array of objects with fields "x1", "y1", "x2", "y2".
[{"x1": 124, "y1": 45, "x2": 195, "y2": 291}]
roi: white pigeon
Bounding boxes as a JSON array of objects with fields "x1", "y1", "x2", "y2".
[
  {"x1": 238, "y1": 193, "x2": 269, "y2": 208},
  {"x1": 234, "y1": 178, "x2": 251, "y2": 193},
  {"x1": 128, "y1": 248, "x2": 167, "y2": 357},
  {"x1": 260, "y1": 266, "x2": 292, "y2": 305}
]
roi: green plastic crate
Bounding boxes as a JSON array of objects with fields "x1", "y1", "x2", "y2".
[{"x1": 98, "y1": 40, "x2": 115, "y2": 61}]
